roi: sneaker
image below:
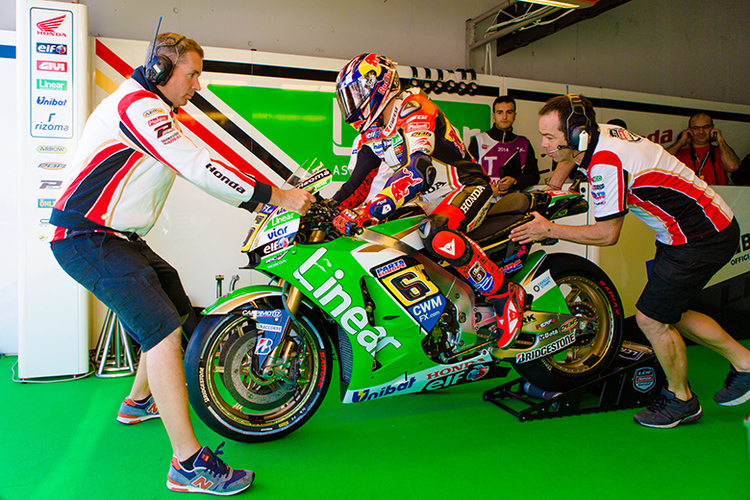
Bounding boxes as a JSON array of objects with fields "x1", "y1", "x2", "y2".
[
  {"x1": 117, "y1": 395, "x2": 160, "y2": 424},
  {"x1": 714, "y1": 365, "x2": 750, "y2": 406},
  {"x1": 488, "y1": 282, "x2": 526, "y2": 349},
  {"x1": 633, "y1": 387, "x2": 703, "y2": 429},
  {"x1": 167, "y1": 442, "x2": 254, "y2": 496}
]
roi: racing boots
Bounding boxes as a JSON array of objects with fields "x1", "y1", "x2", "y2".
[{"x1": 488, "y1": 281, "x2": 526, "y2": 349}]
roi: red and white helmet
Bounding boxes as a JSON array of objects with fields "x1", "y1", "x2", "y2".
[{"x1": 335, "y1": 53, "x2": 401, "y2": 133}]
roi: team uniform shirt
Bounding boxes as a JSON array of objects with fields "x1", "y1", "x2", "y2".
[
  {"x1": 586, "y1": 124, "x2": 734, "y2": 245},
  {"x1": 51, "y1": 67, "x2": 271, "y2": 241},
  {"x1": 675, "y1": 144, "x2": 728, "y2": 185},
  {"x1": 334, "y1": 87, "x2": 488, "y2": 218},
  {"x1": 468, "y1": 128, "x2": 540, "y2": 192}
]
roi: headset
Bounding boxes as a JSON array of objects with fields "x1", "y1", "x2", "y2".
[
  {"x1": 565, "y1": 94, "x2": 591, "y2": 152},
  {"x1": 145, "y1": 18, "x2": 185, "y2": 86}
]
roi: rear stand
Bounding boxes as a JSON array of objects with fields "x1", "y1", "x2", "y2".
[{"x1": 483, "y1": 342, "x2": 663, "y2": 421}]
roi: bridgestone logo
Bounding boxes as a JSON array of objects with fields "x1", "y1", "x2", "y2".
[{"x1": 515, "y1": 333, "x2": 575, "y2": 364}]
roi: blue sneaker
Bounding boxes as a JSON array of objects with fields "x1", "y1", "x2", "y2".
[
  {"x1": 714, "y1": 365, "x2": 750, "y2": 406},
  {"x1": 117, "y1": 395, "x2": 160, "y2": 424},
  {"x1": 633, "y1": 387, "x2": 702, "y2": 429},
  {"x1": 167, "y1": 443, "x2": 254, "y2": 496}
]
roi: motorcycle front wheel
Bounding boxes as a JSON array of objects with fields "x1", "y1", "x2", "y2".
[
  {"x1": 185, "y1": 303, "x2": 332, "y2": 442},
  {"x1": 513, "y1": 253, "x2": 624, "y2": 392}
]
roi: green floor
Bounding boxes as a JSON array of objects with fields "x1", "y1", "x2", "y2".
[{"x1": 2, "y1": 341, "x2": 749, "y2": 500}]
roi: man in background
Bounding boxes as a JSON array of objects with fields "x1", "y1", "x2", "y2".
[
  {"x1": 666, "y1": 112, "x2": 740, "y2": 185},
  {"x1": 468, "y1": 96, "x2": 540, "y2": 198}
]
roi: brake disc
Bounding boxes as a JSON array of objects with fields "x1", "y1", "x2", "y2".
[{"x1": 221, "y1": 331, "x2": 295, "y2": 410}]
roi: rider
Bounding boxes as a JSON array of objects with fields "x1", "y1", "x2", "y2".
[{"x1": 331, "y1": 53, "x2": 526, "y2": 349}]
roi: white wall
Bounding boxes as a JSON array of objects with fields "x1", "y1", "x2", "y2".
[
  {"x1": 0, "y1": 30, "x2": 19, "y2": 355},
  {"x1": 0, "y1": 0, "x2": 748, "y2": 107},
  {"x1": 476, "y1": 0, "x2": 750, "y2": 107}
]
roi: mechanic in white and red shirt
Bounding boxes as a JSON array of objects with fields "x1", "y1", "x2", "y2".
[
  {"x1": 50, "y1": 33, "x2": 313, "y2": 496},
  {"x1": 510, "y1": 94, "x2": 750, "y2": 429}
]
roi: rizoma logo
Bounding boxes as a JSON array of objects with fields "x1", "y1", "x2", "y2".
[
  {"x1": 36, "y1": 15, "x2": 67, "y2": 37},
  {"x1": 37, "y1": 79, "x2": 67, "y2": 91},
  {"x1": 36, "y1": 42, "x2": 67, "y2": 55},
  {"x1": 37, "y1": 60, "x2": 67, "y2": 72}
]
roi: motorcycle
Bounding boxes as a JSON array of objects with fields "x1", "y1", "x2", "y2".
[{"x1": 184, "y1": 163, "x2": 624, "y2": 442}]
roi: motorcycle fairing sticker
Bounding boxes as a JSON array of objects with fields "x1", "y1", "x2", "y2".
[
  {"x1": 407, "y1": 293, "x2": 446, "y2": 332},
  {"x1": 344, "y1": 352, "x2": 495, "y2": 403},
  {"x1": 526, "y1": 269, "x2": 555, "y2": 297},
  {"x1": 381, "y1": 264, "x2": 440, "y2": 307}
]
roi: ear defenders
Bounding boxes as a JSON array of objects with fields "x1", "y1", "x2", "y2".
[
  {"x1": 565, "y1": 94, "x2": 590, "y2": 152},
  {"x1": 145, "y1": 34, "x2": 185, "y2": 86}
]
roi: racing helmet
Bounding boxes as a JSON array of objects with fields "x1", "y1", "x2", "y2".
[{"x1": 335, "y1": 53, "x2": 401, "y2": 133}]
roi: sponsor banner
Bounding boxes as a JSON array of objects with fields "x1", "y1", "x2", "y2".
[{"x1": 30, "y1": 8, "x2": 73, "y2": 139}]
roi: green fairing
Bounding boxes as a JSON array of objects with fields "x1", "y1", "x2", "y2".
[{"x1": 256, "y1": 238, "x2": 437, "y2": 391}]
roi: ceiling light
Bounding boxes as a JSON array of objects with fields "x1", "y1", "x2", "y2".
[{"x1": 523, "y1": 0, "x2": 598, "y2": 8}]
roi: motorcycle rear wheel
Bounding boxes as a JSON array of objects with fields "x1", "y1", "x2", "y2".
[
  {"x1": 513, "y1": 253, "x2": 624, "y2": 392},
  {"x1": 185, "y1": 304, "x2": 332, "y2": 442}
]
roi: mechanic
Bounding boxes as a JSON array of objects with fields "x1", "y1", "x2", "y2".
[
  {"x1": 332, "y1": 53, "x2": 526, "y2": 349},
  {"x1": 50, "y1": 32, "x2": 313, "y2": 495},
  {"x1": 510, "y1": 94, "x2": 750, "y2": 428}
]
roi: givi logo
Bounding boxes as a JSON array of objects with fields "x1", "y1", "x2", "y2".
[
  {"x1": 36, "y1": 15, "x2": 67, "y2": 37},
  {"x1": 37, "y1": 60, "x2": 67, "y2": 72}
]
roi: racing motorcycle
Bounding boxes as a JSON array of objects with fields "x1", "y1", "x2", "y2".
[{"x1": 184, "y1": 163, "x2": 624, "y2": 442}]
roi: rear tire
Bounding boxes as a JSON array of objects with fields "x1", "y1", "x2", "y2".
[
  {"x1": 513, "y1": 253, "x2": 624, "y2": 392},
  {"x1": 185, "y1": 302, "x2": 332, "y2": 442}
]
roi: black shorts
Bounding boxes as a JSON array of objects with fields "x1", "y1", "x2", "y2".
[
  {"x1": 636, "y1": 218, "x2": 740, "y2": 325},
  {"x1": 51, "y1": 232, "x2": 193, "y2": 352}
]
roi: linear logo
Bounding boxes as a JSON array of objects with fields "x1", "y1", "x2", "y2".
[{"x1": 37, "y1": 79, "x2": 67, "y2": 91}]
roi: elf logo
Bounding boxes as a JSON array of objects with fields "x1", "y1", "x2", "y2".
[
  {"x1": 36, "y1": 42, "x2": 67, "y2": 55},
  {"x1": 37, "y1": 60, "x2": 67, "y2": 72}
]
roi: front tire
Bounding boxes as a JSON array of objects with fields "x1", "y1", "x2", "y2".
[
  {"x1": 185, "y1": 303, "x2": 332, "y2": 442},
  {"x1": 514, "y1": 253, "x2": 624, "y2": 392}
]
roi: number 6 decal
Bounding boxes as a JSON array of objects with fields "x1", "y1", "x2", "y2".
[{"x1": 384, "y1": 266, "x2": 439, "y2": 306}]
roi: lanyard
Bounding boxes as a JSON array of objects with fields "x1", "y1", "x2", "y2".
[{"x1": 690, "y1": 145, "x2": 715, "y2": 177}]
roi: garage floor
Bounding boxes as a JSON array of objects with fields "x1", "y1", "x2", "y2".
[{"x1": 2, "y1": 340, "x2": 749, "y2": 500}]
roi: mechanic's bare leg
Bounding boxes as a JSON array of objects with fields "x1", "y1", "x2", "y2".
[
  {"x1": 675, "y1": 310, "x2": 750, "y2": 372},
  {"x1": 128, "y1": 351, "x2": 151, "y2": 401},
  {"x1": 146, "y1": 326, "x2": 201, "y2": 460},
  {"x1": 636, "y1": 310, "x2": 691, "y2": 401}
]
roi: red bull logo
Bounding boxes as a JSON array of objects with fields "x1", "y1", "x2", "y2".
[
  {"x1": 388, "y1": 170, "x2": 421, "y2": 201},
  {"x1": 359, "y1": 54, "x2": 383, "y2": 77}
]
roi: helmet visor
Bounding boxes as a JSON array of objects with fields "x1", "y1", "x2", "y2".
[{"x1": 336, "y1": 78, "x2": 374, "y2": 125}]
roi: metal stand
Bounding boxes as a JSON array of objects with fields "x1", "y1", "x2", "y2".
[
  {"x1": 483, "y1": 342, "x2": 664, "y2": 421},
  {"x1": 93, "y1": 309, "x2": 137, "y2": 378}
]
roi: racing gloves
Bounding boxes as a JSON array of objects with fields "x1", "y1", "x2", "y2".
[{"x1": 333, "y1": 207, "x2": 377, "y2": 236}]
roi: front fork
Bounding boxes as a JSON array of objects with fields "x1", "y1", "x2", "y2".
[{"x1": 261, "y1": 230, "x2": 327, "y2": 377}]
